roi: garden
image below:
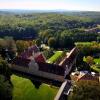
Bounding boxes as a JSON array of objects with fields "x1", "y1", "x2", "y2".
[{"x1": 47, "y1": 51, "x2": 64, "y2": 64}]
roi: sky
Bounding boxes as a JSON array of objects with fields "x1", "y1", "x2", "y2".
[{"x1": 0, "y1": 0, "x2": 100, "y2": 11}]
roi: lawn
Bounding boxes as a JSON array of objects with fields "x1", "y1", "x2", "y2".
[
  {"x1": 92, "y1": 58, "x2": 100, "y2": 72},
  {"x1": 91, "y1": 65, "x2": 100, "y2": 72},
  {"x1": 11, "y1": 75, "x2": 58, "y2": 100},
  {"x1": 94, "y1": 58, "x2": 100, "y2": 64},
  {"x1": 83, "y1": 57, "x2": 100, "y2": 72},
  {"x1": 75, "y1": 42, "x2": 92, "y2": 46},
  {"x1": 47, "y1": 51, "x2": 63, "y2": 64}
]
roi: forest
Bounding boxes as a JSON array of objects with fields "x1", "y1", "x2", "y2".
[{"x1": 0, "y1": 11, "x2": 100, "y2": 48}]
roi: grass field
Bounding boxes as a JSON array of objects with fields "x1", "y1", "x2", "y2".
[
  {"x1": 11, "y1": 75, "x2": 58, "y2": 100},
  {"x1": 92, "y1": 58, "x2": 100, "y2": 72},
  {"x1": 75, "y1": 42, "x2": 92, "y2": 46},
  {"x1": 94, "y1": 58, "x2": 100, "y2": 64},
  {"x1": 47, "y1": 51, "x2": 63, "y2": 64}
]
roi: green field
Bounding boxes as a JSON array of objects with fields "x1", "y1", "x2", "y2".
[
  {"x1": 11, "y1": 75, "x2": 58, "y2": 100},
  {"x1": 91, "y1": 65, "x2": 100, "y2": 72},
  {"x1": 47, "y1": 51, "x2": 63, "y2": 64},
  {"x1": 75, "y1": 42, "x2": 92, "y2": 46},
  {"x1": 92, "y1": 58, "x2": 100, "y2": 72},
  {"x1": 94, "y1": 58, "x2": 100, "y2": 64}
]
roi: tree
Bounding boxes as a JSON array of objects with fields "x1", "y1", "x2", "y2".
[
  {"x1": 85, "y1": 56, "x2": 94, "y2": 66},
  {"x1": 75, "y1": 42, "x2": 100, "y2": 56},
  {"x1": 0, "y1": 37, "x2": 17, "y2": 60},
  {"x1": 48, "y1": 37, "x2": 56, "y2": 48},
  {"x1": 16, "y1": 40, "x2": 29, "y2": 54},
  {"x1": 0, "y1": 58, "x2": 12, "y2": 100},
  {"x1": 77, "y1": 62, "x2": 90, "y2": 71},
  {"x1": 4, "y1": 36, "x2": 17, "y2": 51},
  {"x1": 68, "y1": 81, "x2": 100, "y2": 100},
  {"x1": 36, "y1": 39, "x2": 41, "y2": 47},
  {"x1": 43, "y1": 49, "x2": 54, "y2": 59},
  {"x1": 39, "y1": 29, "x2": 54, "y2": 43},
  {"x1": 4, "y1": 37, "x2": 17, "y2": 59},
  {"x1": 0, "y1": 39, "x2": 7, "y2": 49},
  {"x1": 60, "y1": 30, "x2": 74, "y2": 48},
  {"x1": 97, "y1": 36, "x2": 100, "y2": 42},
  {"x1": 0, "y1": 75, "x2": 12, "y2": 100},
  {"x1": 0, "y1": 57, "x2": 12, "y2": 79}
]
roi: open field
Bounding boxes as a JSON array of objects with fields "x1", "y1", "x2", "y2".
[{"x1": 11, "y1": 75, "x2": 58, "y2": 100}]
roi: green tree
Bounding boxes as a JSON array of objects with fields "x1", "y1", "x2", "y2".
[
  {"x1": 39, "y1": 29, "x2": 54, "y2": 43},
  {"x1": 60, "y1": 30, "x2": 74, "y2": 48},
  {"x1": 0, "y1": 75, "x2": 12, "y2": 100},
  {"x1": 0, "y1": 58, "x2": 12, "y2": 79},
  {"x1": 4, "y1": 36, "x2": 17, "y2": 51},
  {"x1": 97, "y1": 36, "x2": 100, "y2": 42},
  {"x1": 0, "y1": 58, "x2": 12, "y2": 100},
  {"x1": 4, "y1": 37, "x2": 17, "y2": 59},
  {"x1": 43, "y1": 49, "x2": 54, "y2": 59},
  {"x1": 48, "y1": 37, "x2": 56, "y2": 48},
  {"x1": 36, "y1": 39, "x2": 41, "y2": 47},
  {"x1": 85, "y1": 56, "x2": 94, "y2": 66}
]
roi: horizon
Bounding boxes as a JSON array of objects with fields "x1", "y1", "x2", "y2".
[
  {"x1": 0, "y1": 0, "x2": 100, "y2": 11},
  {"x1": 0, "y1": 9, "x2": 100, "y2": 12}
]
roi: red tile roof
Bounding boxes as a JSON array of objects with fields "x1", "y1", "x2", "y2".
[
  {"x1": 34, "y1": 53, "x2": 46, "y2": 63},
  {"x1": 12, "y1": 57, "x2": 30, "y2": 67},
  {"x1": 20, "y1": 45, "x2": 39, "y2": 59}
]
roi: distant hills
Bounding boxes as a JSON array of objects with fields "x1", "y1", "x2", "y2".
[
  {"x1": 0, "y1": 9, "x2": 99, "y2": 13},
  {"x1": 0, "y1": 9, "x2": 68, "y2": 14},
  {"x1": 0, "y1": 9, "x2": 100, "y2": 19}
]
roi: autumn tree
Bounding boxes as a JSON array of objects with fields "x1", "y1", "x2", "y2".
[
  {"x1": 85, "y1": 56, "x2": 94, "y2": 66},
  {"x1": 0, "y1": 39, "x2": 7, "y2": 49},
  {"x1": 68, "y1": 81, "x2": 100, "y2": 100},
  {"x1": 16, "y1": 40, "x2": 29, "y2": 54}
]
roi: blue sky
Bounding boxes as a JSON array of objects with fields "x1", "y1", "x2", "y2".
[{"x1": 0, "y1": 0, "x2": 100, "y2": 11}]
